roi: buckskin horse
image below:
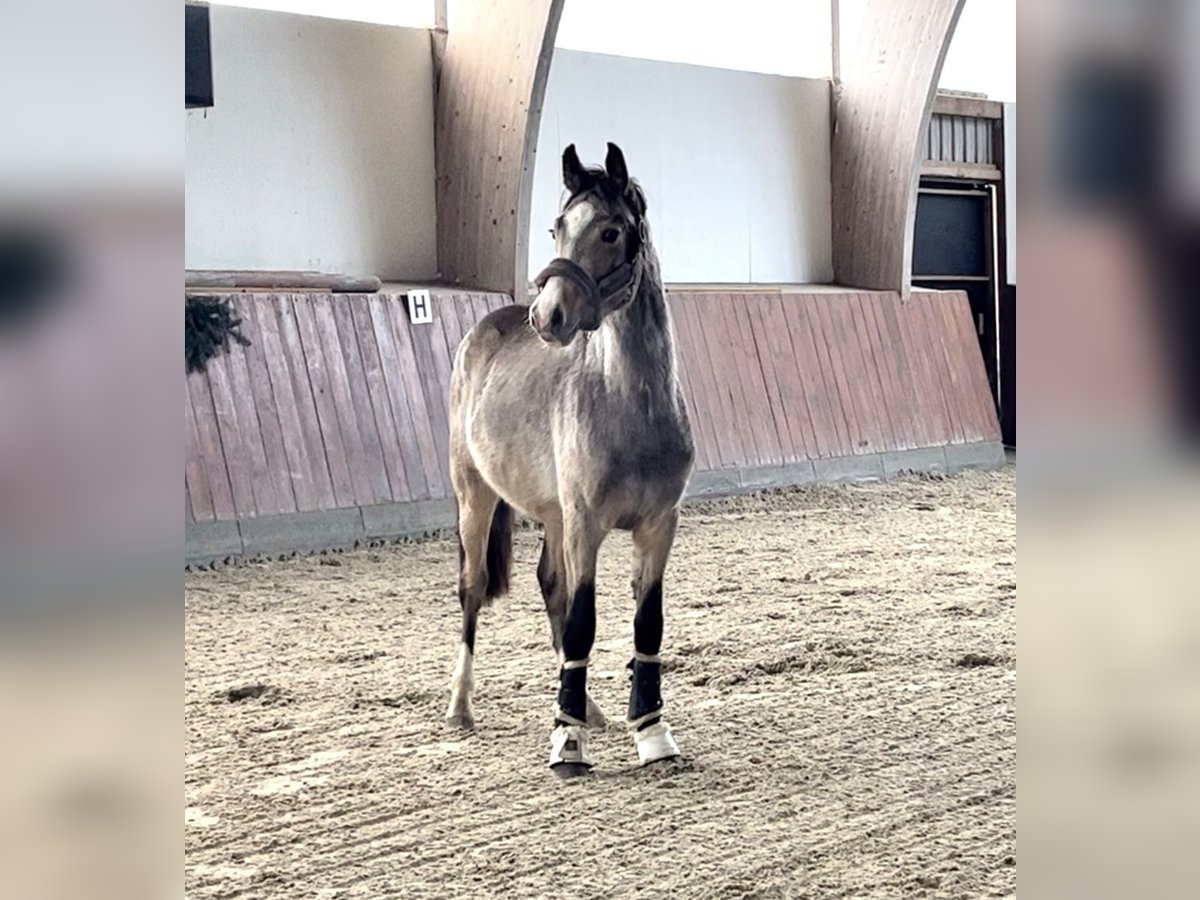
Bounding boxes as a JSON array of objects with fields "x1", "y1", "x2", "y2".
[{"x1": 445, "y1": 143, "x2": 694, "y2": 776}]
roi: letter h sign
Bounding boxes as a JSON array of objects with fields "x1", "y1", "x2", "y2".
[{"x1": 406, "y1": 289, "x2": 433, "y2": 325}]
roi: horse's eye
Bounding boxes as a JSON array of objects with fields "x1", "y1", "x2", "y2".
[{"x1": 601, "y1": 228, "x2": 620, "y2": 243}]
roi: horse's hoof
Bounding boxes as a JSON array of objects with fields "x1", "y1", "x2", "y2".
[
  {"x1": 634, "y1": 720, "x2": 680, "y2": 765},
  {"x1": 445, "y1": 711, "x2": 475, "y2": 731},
  {"x1": 548, "y1": 723, "x2": 592, "y2": 772},
  {"x1": 551, "y1": 762, "x2": 593, "y2": 779}
]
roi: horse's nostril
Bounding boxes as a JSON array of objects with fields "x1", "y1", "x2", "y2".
[{"x1": 549, "y1": 306, "x2": 564, "y2": 332}]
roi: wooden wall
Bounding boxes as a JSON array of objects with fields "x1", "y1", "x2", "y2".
[
  {"x1": 186, "y1": 287, "x2": 999, "y2": 536},
  {"x1": 434, "y1": 0, "x2": 565, "y2": 296},
  {"x1": 831, "y1": 0, "x2": 966, "y2": 295},
  {"x1": 670, "y1": 288, "x2": 998, "y2": 470},
  {"x1": 186, "y1": 289, "x2": 507, "y2": 525}
]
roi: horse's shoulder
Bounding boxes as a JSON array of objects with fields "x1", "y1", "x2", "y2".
[{"x1": 457, "y1": 304, "x2": 535, "y2": 371}]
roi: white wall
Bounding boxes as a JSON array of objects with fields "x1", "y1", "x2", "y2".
[
  {"x1": 840, "y1": 0, "x2": 1016, "y2": 102},
  {"x1": 555, "y1": 0, "x2": 832, "y2": 78},
  {"x1": 530, "y1": 51, "x2": 833, "y2": 285},
  {"x1": 185, "y1": 8, "x2": 437, "y2": 279}
]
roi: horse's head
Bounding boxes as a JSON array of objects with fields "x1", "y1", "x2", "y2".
[{"x1": 530, "y1": 142, "x2": 647, "y2": 346}]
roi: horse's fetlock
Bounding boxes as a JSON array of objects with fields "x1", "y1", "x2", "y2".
[
  {"x1": 628, "y1": 658, "x2": 663, "y2": 723},
  {"x1": 557, "y1": 665, "x2": 588, "y2": 724}
]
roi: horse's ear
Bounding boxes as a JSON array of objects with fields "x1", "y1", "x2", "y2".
[
  {"x1": 605, "y1": 142, "x2": 629, "y2": 192},
  {"x1": 562, "y1": 144, "x2": 588, "y2": 195}
]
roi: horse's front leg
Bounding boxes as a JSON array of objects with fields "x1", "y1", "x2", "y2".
[
  {"x1": 538, "y1": 518, "x2": 607, "y2": 729},
  {"x1": 548, "y1": 510, "x2": 604, "y2": 777},
  {"x1": 628, "y1": 508, "x2": 682, "y2": 765}
]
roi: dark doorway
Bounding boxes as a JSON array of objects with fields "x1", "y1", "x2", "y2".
[{"x1": 912, "y1": 181, "x2": 1007, "y2": 438}]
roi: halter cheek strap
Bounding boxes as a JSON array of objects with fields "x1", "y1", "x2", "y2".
[{"x1": 532, "y1": 253, "x2": 643, "y2": 324}]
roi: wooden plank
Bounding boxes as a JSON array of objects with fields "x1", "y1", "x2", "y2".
[
  {"x1": 222, "y1": 336, "x2": 280, "y2": 516},
  {"x1": 744, "y1": 295, "x2": 806, "y2": 461},
  {"x1": 720, "y1": 294, "x2": 779, "y2": 466},
  {"x1": 894, "y1": 293, "x2": 947, "y2": 446},
  {"x1": 850, "y1": 293, "x2": 900, "y2": 453},
  {"x1": 934, "y1": 292, "x2": 980, "y2": 441},
  {"x1": 920, "y1": 161, "x2": 1002, "y2": 181},
  {"x1": 675, "y1": 295, "x2": 740, "y2": 468},
  {"x1": 897, "y1": 294, "x2": 944, "y2": 446},
  {"x1": 187, "y1": 369, "x2": 236, "y2": 519},
  {"x1": 369, "y1": 295, "x2": 430, "y2": 500},
  {"x1": 408, "y1": 305, "x2": 455, "y2": 495},
  {"x1": 252, "y1": 296, "x2": 323, "y2": 511},
  {"x1": 292, "y1": 295, "x2": 356, "y2": 508},
  {"x1": 234, "y1": 297, "x2": 298, "y2": 515},
  {"x1": 702, "y1": 294, "x2": 758, "y2": 467},
  {"x1": 385, "y1": 297, "x2": 447, "y2": 497},
  {"x1": 274, "y1": 294, "x2": 338, "y2": 509},
  {"x1": 813, "y1": 296, "x2": 868, "y2": 454},
  {"x1": 184, "y1": 378, "x2": 215, "y2": 521},
  {"x1": 932, "y1": 93, "x2": 1004, "y2": 119},
  {"x1": 837, "y1": 294, "x2": 887, "y2": 454},
  {"x1": 738, "y1": 295, "x2": 791, "y2": 463},
  {"x1": 438, "y1": 293, "x2": 469, "y2": 372},
  {"x1": 920, "y1": 294, "x2": 969, "y2": 444},
  {"x1": 878, "y1": 293, "x2": 930, "y2": 449},
  {"x1": 203, "y1": 348, "x2": 257, "y2": 518},
  {"x1": 185, "y1": 482, "x2": 195, "y2": 525},
  {"x1": 759, "y1": 293, "x2": 819, "y2": 460},
  {"x1": 941, "y1": 291, "x2": 997, "y2": 442},
  {"x1": 862, "y1": 293, "x2": 914, "y2": 451},
  {"x1": 912, "y1": 295, "x2": 963, "y2": 445},
  {"x1": 667, "y1": 304, "x2": 711, "y2": 471},
  {"x1": 186, "y1": 270, "x2": 381, "y2": 292},
  {"x1": 964, "y1": 115, "x2": 977, "y2": 162},
  {"x1": 468, "y1": 294, "x2": 496, "y2": 331},
  {"x1": 928, "y1": 292, "x2": 977, "y2": 442},
  {"x1": 668, "y1": 297, "x2": 719, "y2": 471},
  {"x1": 348, "y1": 295, "x2": 413, "y2": 501},
  {"x1": 781, "y1": 293, "x2": 845, "y2": 458},
  {"x1": 315, "y1": 297, "x2": 392, "y2": 506}
]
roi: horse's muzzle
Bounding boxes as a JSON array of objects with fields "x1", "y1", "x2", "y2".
[{"x1": 530, "y1": 300, "x2": 571, "y2": 345}]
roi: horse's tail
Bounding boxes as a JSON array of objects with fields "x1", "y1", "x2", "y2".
[{"x1": 485, "y1": 500, "x2": 513, "y2": 600}]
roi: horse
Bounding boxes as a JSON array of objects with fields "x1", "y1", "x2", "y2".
[{"x1": 445, "y1": 142, "x2": 695, "y2": 776}]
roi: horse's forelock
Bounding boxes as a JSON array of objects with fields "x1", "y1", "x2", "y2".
[{"x1": 565, "y1": 168, "x2": 646, "y2": 221}]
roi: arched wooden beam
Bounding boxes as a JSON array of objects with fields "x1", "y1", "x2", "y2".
[
  {"x1": 434, "y1": 0, "x2": 566, "y2": 296},
  {"x1": 831, "y1": 0, "x2": 967, "y2": 296}
]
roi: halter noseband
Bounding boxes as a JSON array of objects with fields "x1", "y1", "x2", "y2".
[{"x1": 532, "y1": 256, "x2": 640, "y2": 313}]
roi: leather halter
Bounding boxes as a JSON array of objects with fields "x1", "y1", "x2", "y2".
[{"x1": 532, "y1": 255, "x2": 641, "y2": 315}]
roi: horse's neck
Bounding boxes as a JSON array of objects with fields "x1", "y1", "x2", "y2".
[{"x1": 590, "y1": 254, "x2": 679, "y2": 408}]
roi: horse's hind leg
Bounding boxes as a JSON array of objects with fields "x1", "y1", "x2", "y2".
[
  {"x1": 446, "y1": 472, "x2": 504, "y2": 731},
  {"x1": 538, "y1": 519, "x2": 606, "y2": 729},
  {"x1": 628, "y1": 508, "x2": 682, "y2": 765}
]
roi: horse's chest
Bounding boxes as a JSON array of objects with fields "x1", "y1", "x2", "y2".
[{"x1": 588, "y1": 412, "x2": 694, "y2": 507}]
